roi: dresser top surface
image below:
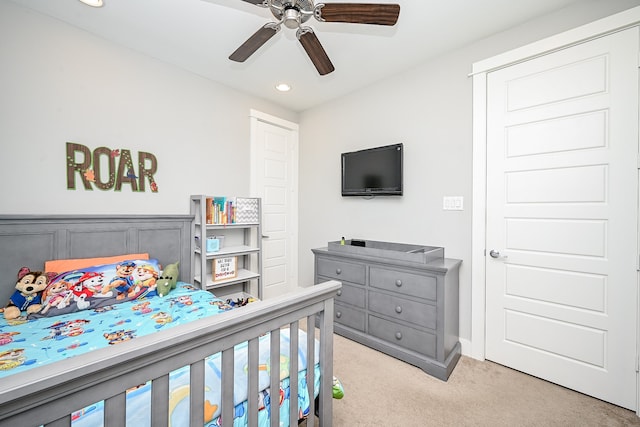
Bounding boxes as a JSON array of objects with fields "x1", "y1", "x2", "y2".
[{"x1": 312, "y1": 246, "x2": 461, "y2": 273}]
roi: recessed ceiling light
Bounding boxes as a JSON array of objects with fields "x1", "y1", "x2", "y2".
[
  {"x1": 79, "y1": 0, "x2": 103, "y2": 7},
  {"x1": 275, "y1": 83, "x2": 291, "y2": 92}
]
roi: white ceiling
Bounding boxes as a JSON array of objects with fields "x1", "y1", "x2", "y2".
[{"x1": 9, "y1": 0, "x2": 587, "y2": 111}]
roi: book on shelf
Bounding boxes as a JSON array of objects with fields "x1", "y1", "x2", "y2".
[
  {"x1": 205, "y1": 196, "x2": 236, "y2": 225},
  {"x1": 205, "y1": 197, "x2": 213, "y2": 224}
]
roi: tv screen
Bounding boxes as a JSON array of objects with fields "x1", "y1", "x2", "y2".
[{"x1": 341, "y1": 143, "x2": 403, "y2": 196}]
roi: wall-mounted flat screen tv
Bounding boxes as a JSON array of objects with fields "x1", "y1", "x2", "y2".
[{"x1": 341, "y1": 143, "x2": 403, "y2": 196}]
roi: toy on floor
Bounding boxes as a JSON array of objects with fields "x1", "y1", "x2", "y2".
[
  {"x1": 225, "y1": 296, "x2": 258, "y2": 308},
  {"x1": 332, "y1": 376, "x2": 344, "y2": 399}
]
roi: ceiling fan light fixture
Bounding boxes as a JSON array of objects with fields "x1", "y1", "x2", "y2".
[
  {"x1": 78, "y1": 0, "x2": 104, "y2": 7},
  {"x1": 275, "y1": 83, "x2": 291, "y2": 92}
]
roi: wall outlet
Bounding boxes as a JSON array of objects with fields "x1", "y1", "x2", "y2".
[{"x1": 443, "y1": 196, "x2": 464, "y2": 211}]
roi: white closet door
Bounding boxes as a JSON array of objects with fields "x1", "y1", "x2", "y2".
[
  {"x1": 485, "y1": 27, "x2": 639, "y2": 410},
  {"x1": 250, "y1": 112, "x2": 299, "y2": 299}
]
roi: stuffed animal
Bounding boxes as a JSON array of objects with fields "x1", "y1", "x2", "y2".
[
  {"x1": 40, "y1": 280, "x2": 73, "y2": 315},
  {"x1": 4, "y1": 267, "x2": 54, "y2": 320},
  {"x1": 157, "y1": 262, "x2": 179, "y2": 297}
]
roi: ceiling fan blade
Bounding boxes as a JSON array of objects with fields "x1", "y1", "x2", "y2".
[
  {"x1": 229, "y1": 24, "x2": 278, "y2": 62},
  {"x1": 239, "y1": 0, "x2": 266, "y2": 5},
  {"x1": 316, "y1": 3, "x2": 400, "y2": 25},
  {"x1": 298, "y1": 29, "x2": 335, "y2": 76}
]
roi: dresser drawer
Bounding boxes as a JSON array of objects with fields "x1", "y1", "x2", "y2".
[
  {"x1": 317, "y1": 257, "x2": 366, "y2": 284},
  {"x1": 335, "y1": 282, "x2": 366, "y2": 309},
  {"x1": 370, "y1": 267, "x2": 437, "y2": 300},
  {"x1": 369, "y1": 291, "x2": 436, "y2": 329},
  {"x1": 369, "y1": 315, "x2": 436, "y2": 358},
  {"x1": 334, "y1": 303, "x2": 365, "y2": 332}
]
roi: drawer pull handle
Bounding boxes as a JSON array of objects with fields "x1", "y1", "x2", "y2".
[
  {"x1": 336, "y1": 311, "x2": 342, "y2": 318},
  {"x1": 395, "y1": 306, "x2": 402, "y2": 314},
  {"x1": 395, "y1": 279, "x2": 402, "y2": 287},
  {"x1": 395, "y1": 332, "x2": 403, "y2": 340},
  {"x1": 336, "y1": 268, "x2": 342, "y2": 275},
  {"x1": 336, "y1": 290, "x2": 342, "y2": 296}
]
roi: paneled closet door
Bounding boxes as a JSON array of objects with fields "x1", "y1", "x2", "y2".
[
  {"x1": 485, "y1": 27, "x2": 639, "y2": 410},
  {"x1": 250, "y1": 111, "x2": 299, "y2": 299}
]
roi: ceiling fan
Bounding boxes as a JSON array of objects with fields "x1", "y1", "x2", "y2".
[{"x1": 229, "y1": 1, "x2": 401, "y2": 75}]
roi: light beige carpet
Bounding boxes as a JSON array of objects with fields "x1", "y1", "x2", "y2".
[{"x1": 323, "y1": 333, "x2": 640, "y2": 426}]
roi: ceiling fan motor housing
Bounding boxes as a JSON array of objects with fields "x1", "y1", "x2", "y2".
[
  {"x1": 283, "y1": 8, "x2": 301, "y2": 29},
  {"x1": 271, "y1": 0, "x2": 314, "y2": 28}
]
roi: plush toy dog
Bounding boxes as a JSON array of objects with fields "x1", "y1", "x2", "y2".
[{"x1": 4, "y1": 267, "x2": 54, "y2": 320}]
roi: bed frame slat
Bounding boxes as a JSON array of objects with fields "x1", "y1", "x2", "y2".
[
  {"x1": 319, "y1": 301, "x2": 334, "y2": 426},
  {"x1": 247, "y1": 337, "x2": 260, "y2": 426},
  {"x1": 306, "y1": 314, "x2": 316, "y2": 421},
  {"x1": 221, "y1": 348, "x2": 234, "y2": 427},
  {"x1": 289, "y1": 320, "x2": 300, "y2": 425},
  {"x1": 151, "y1": 374, "x2": 170, "y2": 426},
  {"x1": 190, "y1": 359, "x2": 206, "y2": 426},
  {"x1": 270, "y1": 328, "x2": 281, "y2": 427},
  {"x1": 105, "y1": 391, "x2": 126, "y2": 426}
]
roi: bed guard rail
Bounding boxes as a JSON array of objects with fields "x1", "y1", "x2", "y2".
[{"x1": 0, "y1": 280, "x2": 342, "y2": 427}]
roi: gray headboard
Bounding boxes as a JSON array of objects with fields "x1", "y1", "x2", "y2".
[{"x1": 0, "y1": 215, "x2": 193, "y2": 305}]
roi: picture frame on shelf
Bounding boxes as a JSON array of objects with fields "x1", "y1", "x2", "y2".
[{"x1": 212, "y1": 256, "x2": 237, "y2": 282}]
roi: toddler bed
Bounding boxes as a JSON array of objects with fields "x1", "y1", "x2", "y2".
[{"x1": 0, "y1": 215, "x2": 340, "y2": 427}]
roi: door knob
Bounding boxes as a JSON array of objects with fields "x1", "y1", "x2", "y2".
[{"x1": 489, "y1": 250, "x2": 507, "y2": 259}]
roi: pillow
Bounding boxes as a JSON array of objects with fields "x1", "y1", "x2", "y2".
[
  {"x1": 33, "y1": 258, "x2": 160, "y2": 318},
  {"x1": 44, "y1": 253, "x2": 149, "y2": 273}
]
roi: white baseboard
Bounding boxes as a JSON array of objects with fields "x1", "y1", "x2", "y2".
[{"x1": 459, "y1": 338, "x2": 483, "y2": 360}]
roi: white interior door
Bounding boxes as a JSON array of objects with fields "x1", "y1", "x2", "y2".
[
  {"x1": 485, "y1": 28, "x2": 639, "y2": 410},
  {"x1": 250, "y1": 110, "x2": 299, "y2": 299}
]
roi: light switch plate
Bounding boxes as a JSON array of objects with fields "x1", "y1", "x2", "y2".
[{"x1": 443, "y1": 196, "x2": 464, "y2": 211}]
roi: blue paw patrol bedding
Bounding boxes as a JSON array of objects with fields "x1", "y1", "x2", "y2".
[{"x1": 0, "y1": 283, "x2": 320, "y2": 426}]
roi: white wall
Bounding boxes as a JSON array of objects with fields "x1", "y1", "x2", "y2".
[
  {"x1": 0, "y1": 1, "x2": 297, "y2": 215},
  {"x1": 297, "y1": 0, "x2": 640, "y2": 353},
  {"x1": 4, "y1": 0, "x2": 640, "y2": 354}
]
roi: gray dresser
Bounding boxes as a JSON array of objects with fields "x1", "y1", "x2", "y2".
[{"x1": 312, "y1": 241, "x2": 461, "y2": 380}]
